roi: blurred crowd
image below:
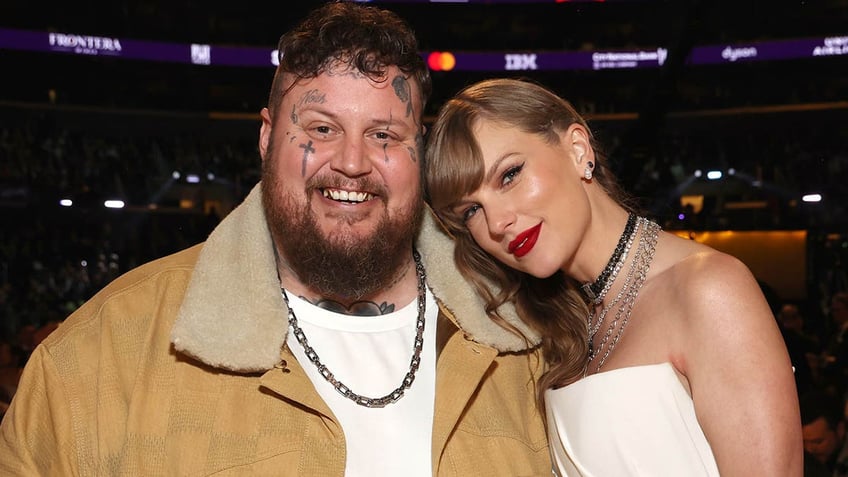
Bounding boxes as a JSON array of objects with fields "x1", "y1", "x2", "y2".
[
  {"x1": 1, "y1": 106, "x2": 847, "y2": 443},
  {"x1": 0, "y1": 111, "x2": 260, "y2": 207}
]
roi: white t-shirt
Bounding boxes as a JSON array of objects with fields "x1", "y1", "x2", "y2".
[{"x1": 285, "y1": 289, "x2": 437, "y2": 477}]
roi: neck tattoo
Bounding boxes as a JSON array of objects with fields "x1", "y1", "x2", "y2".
[
  {"x1": 282, "y1": 249, "x2": 428, "y2": 408},
  {"x1": 585, "y1": 216, "x2": 660, "y2": 374},
  {"x1": 309, "y1": 298, "x2": 396, "y2": 316}
]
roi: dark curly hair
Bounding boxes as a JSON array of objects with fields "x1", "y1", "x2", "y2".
[{"x1": 267, "y1": 1, "x2": 431, "y2": 118}]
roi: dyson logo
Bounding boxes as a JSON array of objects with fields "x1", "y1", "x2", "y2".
[
  {"x1": 48, "y1": 33, "x2": 122, "y2": 56},
  {"x1": 721, "y1": 46, "x2": 757, "y2": 62}
]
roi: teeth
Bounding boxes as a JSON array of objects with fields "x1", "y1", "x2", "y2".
[
  {"x1": 322, "y1": 188, "x2": 372, "y2": 203},
  {"x1": 513, "y1": 237, "x2": 529, "y2": 252}
]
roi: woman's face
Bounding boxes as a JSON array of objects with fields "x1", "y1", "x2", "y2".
[{"x1": 452, "y1": 119, "x2": 591, "y2": 278}]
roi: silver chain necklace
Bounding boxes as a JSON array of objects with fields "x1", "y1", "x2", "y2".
[
  {"x1": 586, "y1": 217, "x2": 660, "y2": 374},
  {"x1": 282, "y1": 250, "x2": 427, "y2": 408},
  {"x1": 586, "y1": 218, "x2": 639, "y2": 341}
]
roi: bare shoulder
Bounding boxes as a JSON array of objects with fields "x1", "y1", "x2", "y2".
[
  {"x1": 651, "y1": 237, "x2": 801, "y2": 475},
  {"x1": 657, "y1": 236, "x2": 765, "y2": 320},
  {"x1": 647, "y1": 234, "x2": 779, "y2": 359}
]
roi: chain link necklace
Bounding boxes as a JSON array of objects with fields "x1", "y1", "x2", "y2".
[
  {"x1": 586, "y1": 217, "x2": 660, "y2": 374},
  {"x1": 282, "y1": 250, "x2": 427, "y2": 408},
  {"x1": 581, "y1": 213, "x2": 638, "y2": 305},
  {"x1": 586, "y1": 217, "x2": 640, "y2": 351}
]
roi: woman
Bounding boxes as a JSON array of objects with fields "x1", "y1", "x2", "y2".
[{"x1": 424, "y1": 78, "x2": 802, "y2": 476}]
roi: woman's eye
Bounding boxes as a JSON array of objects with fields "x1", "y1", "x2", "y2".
[
  {"x1": 502, "y1": 164, "x2": 523, "y2": 186},
  {"x1": 462, "y1": 204, "x2": 481, "y2": 222}
]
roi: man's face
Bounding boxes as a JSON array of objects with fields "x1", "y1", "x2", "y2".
[
  {"x1": 259, "y1": 63, "x2": 425, "y2": 299},
  {"x1": 832, "y1": 298, "x2": 848, "y2": 326},
  {"x1": 779, "y1": 304, "x2": 803, "y2": 333},
  {"x1": 803, "y1": 417, "x2": 841, "y2": 464}
]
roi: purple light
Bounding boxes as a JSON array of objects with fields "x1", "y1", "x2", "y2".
[{"x1": 2, "y1": 27, "x2": 845, "y2": 71}]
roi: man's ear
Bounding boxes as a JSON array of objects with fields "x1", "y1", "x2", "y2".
[{"x1": 259, "y1": 107, "x2": 273, "y2": 162}]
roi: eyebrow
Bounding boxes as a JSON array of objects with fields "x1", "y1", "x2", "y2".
[
  {"x1": 484, "y1": 152, "x2": 517, "y2": 184},
  {"x1": 449, "y1": 200, "x2": 472, "y2": 218},
  {"x1": 299, "y1": 105, "x2": 411, "y2": 129},
  {"x1": 370, "y1": 118, "x2": 406, "y2": 129},
  {"x1": 448, "y1": 151, "x2": 517, "y2": 214}
]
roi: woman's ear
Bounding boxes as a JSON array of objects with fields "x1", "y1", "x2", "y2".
[
  {"x1": 569, "y1": 124, "x2": 591, "y2": 163},
  {"x1": 562, "y1": 124, "x2": 594, "y2": 177}
]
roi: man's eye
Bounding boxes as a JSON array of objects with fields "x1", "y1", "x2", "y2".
[{"x1": 314, "y1": 126, "x2": 332, "y2": 134}]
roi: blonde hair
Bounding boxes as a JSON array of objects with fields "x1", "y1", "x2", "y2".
[{"x1": 424, "y1": 78, "x2": 633, "y2": 393}]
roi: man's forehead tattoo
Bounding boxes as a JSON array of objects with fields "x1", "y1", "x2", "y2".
[
  {"x1": 392, "y1": 75, "x2": 414, "y2": 118},
  {"x1": 298, "y1": 89, "x2": 326, "y2": 106},
  {"x1": 290, "y1": 89, "x2": 326, "y2": 125},
  {"x1": 390, "y1": 75, "x2": 423, "y2": 163},
  {"x1": 325, "y1": 63, "x2": 367, "y2": 79}
]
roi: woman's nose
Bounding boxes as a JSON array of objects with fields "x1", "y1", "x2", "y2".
[{"x1": 487, "y1": 206, "x2": 516, "y2": 237}]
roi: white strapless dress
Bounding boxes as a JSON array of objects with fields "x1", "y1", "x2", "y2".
[{"x1": 545, "y1": 362, "x2": 720, "y2": 476}]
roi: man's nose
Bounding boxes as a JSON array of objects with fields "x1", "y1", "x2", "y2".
[{"x1": 330, "y1": 136, "x2": 373, "y2": 177}]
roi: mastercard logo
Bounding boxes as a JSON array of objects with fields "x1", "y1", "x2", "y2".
[{"x1": 427, "y1": 52, "x2": 456, "y2": 71}]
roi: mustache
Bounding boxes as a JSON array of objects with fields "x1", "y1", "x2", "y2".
[{"x1": 305, "y1": 174, "x2": 389, "y2": 201}]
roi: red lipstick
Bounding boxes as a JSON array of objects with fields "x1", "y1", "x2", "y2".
[{"x1": 509, "y1": 223, "x2": 541, "y2": 258}]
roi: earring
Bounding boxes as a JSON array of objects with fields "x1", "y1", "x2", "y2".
[{"x1": 583, "y1": 161, "x2": 594, "y2": 181}]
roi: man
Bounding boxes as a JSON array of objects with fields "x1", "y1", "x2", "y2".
[
  {"x1": 822, "y1": 292, "x2": 848, "y2": 387},
  {"x1": 777, "y1": 302, "x2": 820, "y2": 395},
  {"x1": 801, "y1": 389, "x2": 848, "y2": 477},
  {"x1": 0, "y1": 2, "x2": 550, "y2": 475}
]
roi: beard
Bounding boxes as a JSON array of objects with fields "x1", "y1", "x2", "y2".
[{"x1": 261, "y1": 157, "x2": 423, "y2": 301}]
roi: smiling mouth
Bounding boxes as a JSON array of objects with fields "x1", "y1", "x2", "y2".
[
  {"x1": 321, "y1": 187, "x2": 375, "y2": 204},
  {"x1": 509, "y1": 223, "x2": 541, "y2": 257}
]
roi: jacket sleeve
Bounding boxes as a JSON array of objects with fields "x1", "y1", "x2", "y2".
[{"x1": 0, "y1": 345, "x2": 79, "y2": 476}]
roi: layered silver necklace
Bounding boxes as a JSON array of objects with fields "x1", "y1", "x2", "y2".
[
  {"x1": 584, "y1": 215, "x2": 660, "y2": 374},
  {"x1": 282, "y1": 250, "x2": 427, "y2": 408}
]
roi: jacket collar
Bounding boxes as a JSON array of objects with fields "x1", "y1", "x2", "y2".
[{"x1": 171, "y1": 183, "x2": 540, "y2": 372}]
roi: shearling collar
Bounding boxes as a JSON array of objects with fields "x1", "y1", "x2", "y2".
[{"x1": 171, "y1": 183, "x2": 540, "y2": 372}]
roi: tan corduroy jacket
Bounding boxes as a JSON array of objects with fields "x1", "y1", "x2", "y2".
[{"x1": 0, "y1": 184, "x2": 551, "y2": 476}]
